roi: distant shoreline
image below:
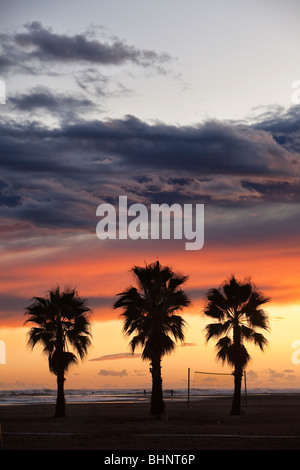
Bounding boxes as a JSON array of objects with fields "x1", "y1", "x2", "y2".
[{"x1": 1, "y1": 387, "x2": 300, "y2": 406}]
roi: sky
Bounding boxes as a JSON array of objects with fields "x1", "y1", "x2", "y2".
[{"x1": 0, "y1": 0, "x2": 300, "y2": 392}]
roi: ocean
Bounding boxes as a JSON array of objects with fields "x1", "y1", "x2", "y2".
[{"x1": 1, "y1": 387, "x2": 300, "y2": 405}]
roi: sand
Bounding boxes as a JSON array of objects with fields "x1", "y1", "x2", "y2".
[{"x1": 1, "y1": 394, "x2": 300, "y2": 451}]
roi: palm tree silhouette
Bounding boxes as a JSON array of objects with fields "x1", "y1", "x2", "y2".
[
  {"x1": 113, "y1": 261, "x2": 190, "y2": 418},
  {"x1": 24, "y1": 287, "x2": 92, "y2": 417},
  {"x1": 203, "y1": 276, "x2": 270, "y2": 415}
]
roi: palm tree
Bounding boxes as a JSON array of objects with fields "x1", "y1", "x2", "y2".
[
  {"x1": 24, "y1": 286, "x2": 92, "y2": 417},
  {"x1": 203, "y1": 276, "x2": 270, "y2": 415},
  {"x1": 113, "y1": 261, "x2": 190, "y2": 418}
]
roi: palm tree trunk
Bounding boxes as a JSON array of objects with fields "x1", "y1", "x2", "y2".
[
  {"x1": 55, "y1": 369, "x2": 66, "y2": 417},
  {"x1": 54, "y1": 314, "x2": 66, "y2": 418},
  {"x1": 150, "y1": 356, "x2": 165, "y2": 418},
  {"x1": 231, "y1": 320, "x2": 243, "y2": 416},
  {"x1": 230, "y1": 366, "x2": 243, "y2": 415}
]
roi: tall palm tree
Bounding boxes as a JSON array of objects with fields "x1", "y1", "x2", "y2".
[
  {"x1": 203, "y1": 276, "x2": 270, "y2": 415},
  {"x1": 24, "y1": 286, "x2": 92, "y2": 417},
  {"x1": 113, "y1": 261, "x2": 190, "y2": 418}
]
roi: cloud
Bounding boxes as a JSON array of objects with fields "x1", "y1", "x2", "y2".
[
  {"x1": 241, "y1": 180, "x2": 300, "y2": 203},
  {"x1": 245, "y1": 369, "x2": 300, "y2": 388},
  {"x1": 0, "y1": 179, "x2": 21, "y2": 207},
  {"x1": 0, "y1": 294, "x2": 28, "y2": 320},
  {"x1": 0, "y1": 22, "x2": 171, "y2": 76},
  {"x1": 271, "y1": 316, "x2": 287, "y2": 322},
  {"x1": 266, "y1": 368, "x2": 285, "y2": 379},
  {"x1": 246, "y1": 370, "x2": 258, "y2": 381},
  {"x1": 0, "y1": 109, "x2": 298, "y2": 241},
  {"x1": 254, "y1": 104, "x2": 300, "y2": 154},
  {"x1": 201, "y1": 377, "x2": 218, "y2": 384},
  {"x1": 265, "y1": 368, "x2": 299, "y2": 384},
  {"x1": 49, "y1": 115, "x2": 295, "y2": 179},
  {"x1": 90, "y1": 352, "x2": 142, "y2": 361},
  {"x1": 98, "y1": 369, "x2": 128, "y2": 377},
  {"x1": 10, "y1": 86, "x2": 96, "y2": 117},
  {"x1": 0, "y1": 114, "x2": 297, "y2": 181},
  {"x1": 5, "y1": 113, "x2": 298, "y2": 180},
  {"x1": 1, "y1": 93, "x2": 300, "y2": 251},
  {"x1": 133, "y1": 370, "x2": 146, "y2": 376}
]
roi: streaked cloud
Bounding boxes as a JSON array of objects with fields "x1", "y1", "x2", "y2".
[
  {"x1": 90, "y1": 352, "x2": 142, "y2": 361},
  {"x1": 98, "y1": 369, "x2": 128, "y2": 377}
]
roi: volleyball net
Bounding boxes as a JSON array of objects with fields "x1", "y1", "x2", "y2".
[
  {"x1": 187, "y1": 368, "x2": 248, "y2": 406},
  {"x1": 193, "y1": 369, "x2": 233, "y2": 388}
]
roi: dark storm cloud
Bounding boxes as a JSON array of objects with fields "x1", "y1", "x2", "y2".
[
  {"x1": 241, "y1": 179, "x2": 300, "y2": 202},
  {"x1": 42, "y1": 115, "x2": 294, "y2": 180},
  {"x1": 0, "y1": 179, "x2": 21, "y2": 207},
  {"x1": 3, "y1": 114, "x2": 290, "y2": 178},
  {"x1": 0, "y1": 105, "x2": 300, "y2": 239},
  {"x1": 254, "y1": 104, "x2": 300, "y2": 153},
  {"x1": 0, "y1": 113, "x2": 297, "y2": 202},
  {"x1": 16, "y1": 21, "x2": 169, "y2": 65},
  {"x1": 0, "y1": 21, "x2": 171, "y2": 75},
  {"x1": 10, "y1": 86, "x2": 95, "y2": 114}
]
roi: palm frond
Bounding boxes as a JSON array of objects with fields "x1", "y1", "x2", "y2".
[
  {"x1": 203, "y1": 303, "x2": 226, "y2": 321},
  {"x1": 24, "y1": 286, "x2": 92, "y2": 373},
  {"x1": 203, "y1": 276, "x2": 270, "y2": 371},
  {"x1": 129, "y1": 331, "x2": 147, "y2": 353},
  {"x1": 246, "y1": 308, "x2": 270, "y2": 331},
  {"x1": 206, "y1": 288, "x2": 229, "y2": 312},
  {"x1": 251, "y1": 332, "x2": 269, "y2": 351},
  {"x1": 114, "y1": 261, "x2": 189, "y2": 363},
  {"x1": 205, "y1": 320, "x2": 231, "y2": 342},
  {"x1": 215, "y1": 336, "x2": 232, "y2": 364}
]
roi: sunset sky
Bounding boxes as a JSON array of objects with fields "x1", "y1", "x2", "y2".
[{"x1": 0, "y1": 0, "x2": 300, "y2": 392}]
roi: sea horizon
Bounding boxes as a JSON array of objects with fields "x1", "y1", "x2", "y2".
[{"x1": 1, "y1": 387, "x2": 300, "y2": 406}]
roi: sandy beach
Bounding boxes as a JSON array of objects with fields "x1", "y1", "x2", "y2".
[{"x1": 1, "y1": 394, "x2": 300, "y2": 451}]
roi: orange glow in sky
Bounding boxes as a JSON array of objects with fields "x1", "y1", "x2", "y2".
[
  {"x1": 1, "y1": 3, "x2": 300, "y2": 394},
  {"x1": 1, "y1": 232, "x2": 300, "y2": 391}
]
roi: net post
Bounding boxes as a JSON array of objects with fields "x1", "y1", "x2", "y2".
[
  {"x1": 0, "y1": 421, "x2": 2, "y2": 450},
  {"x1": 187, "y1": 367, "x2": 190, "y2": 408},
  {"x1": 244, "y1": 369, "x2": 247, "y2": 407}
]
